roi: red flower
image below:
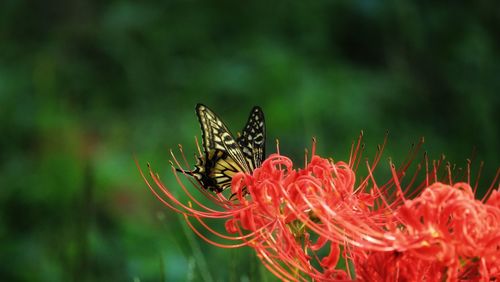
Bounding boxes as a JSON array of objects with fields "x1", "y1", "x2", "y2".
[
  {"x1": 139, "y1": 135, "x2": 380, "y2": 280},
  {"x1": 354, "y1": 182, "x2": 500, "y2": 281}
]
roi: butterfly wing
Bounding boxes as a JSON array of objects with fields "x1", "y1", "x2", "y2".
[
  {"x1": 190, "y1": 104, "x2": 252, "y2": 192},
  {"x1": 237, "y1": 106, "x2": 266, "y2": 170},
  {"x1": 189, "y1": 149, "x2": 245, "y2": 192}
]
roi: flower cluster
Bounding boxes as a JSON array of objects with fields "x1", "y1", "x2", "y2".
[
  {"x1": 355, "y1": 182, "x2": 500, "y2": 281},
  {"x1": 139, "y1": 136, "x2": 500, "y2": 281}
]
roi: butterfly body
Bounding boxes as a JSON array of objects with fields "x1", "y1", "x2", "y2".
[{"x1": 184, "y1": 104, "x2": 265, "y2": 193}]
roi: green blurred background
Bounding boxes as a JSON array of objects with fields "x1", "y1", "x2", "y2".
[{"x1": 1, "y1": 1, "x2": 499, "y2": 281}]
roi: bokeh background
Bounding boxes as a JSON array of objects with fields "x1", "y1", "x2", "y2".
[{"x1": 1, "y1": 1, "x2": 499, "y2": 281}]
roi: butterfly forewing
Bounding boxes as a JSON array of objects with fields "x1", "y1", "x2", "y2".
[
  {"x1": 196, "y1": 104, "x2": 251, "y2": 173},
  {"x1": 237, "y1": 106, "x2": 266, "y2": 170}
]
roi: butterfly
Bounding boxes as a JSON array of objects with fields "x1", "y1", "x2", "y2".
[{"x1": 181, "y1": 104, "x2": 265, "y2": 193}]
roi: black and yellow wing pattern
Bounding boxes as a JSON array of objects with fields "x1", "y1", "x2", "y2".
[
  {"x1": 237, "y1": 106, "x2": 266, "y2": 170},
  {"x1": 185, "y1": 104, "x2": 265, "y2": 193}
]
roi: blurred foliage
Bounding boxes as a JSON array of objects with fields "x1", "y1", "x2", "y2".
[{"x1": 0, "y1": 0, "x2": 499, "y2": 281}]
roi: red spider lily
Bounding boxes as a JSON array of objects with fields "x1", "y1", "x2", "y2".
[
  {"x1": 139, "y1": 149, "x2": 360, "y2": 280},
  {"x1": 354, "y1": 182, "x2": 500, "y2": 281},
  {"x1": 138, "y1": 134, "x2": 500, "y2": 281}
]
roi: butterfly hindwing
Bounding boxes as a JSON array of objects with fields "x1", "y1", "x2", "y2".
[
  {"x1": 187, "y1": 104, "x2": 265, "y2": 193},
  {"x1": 190, "y1": 150, "x2": 242, "y2": 192}
]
